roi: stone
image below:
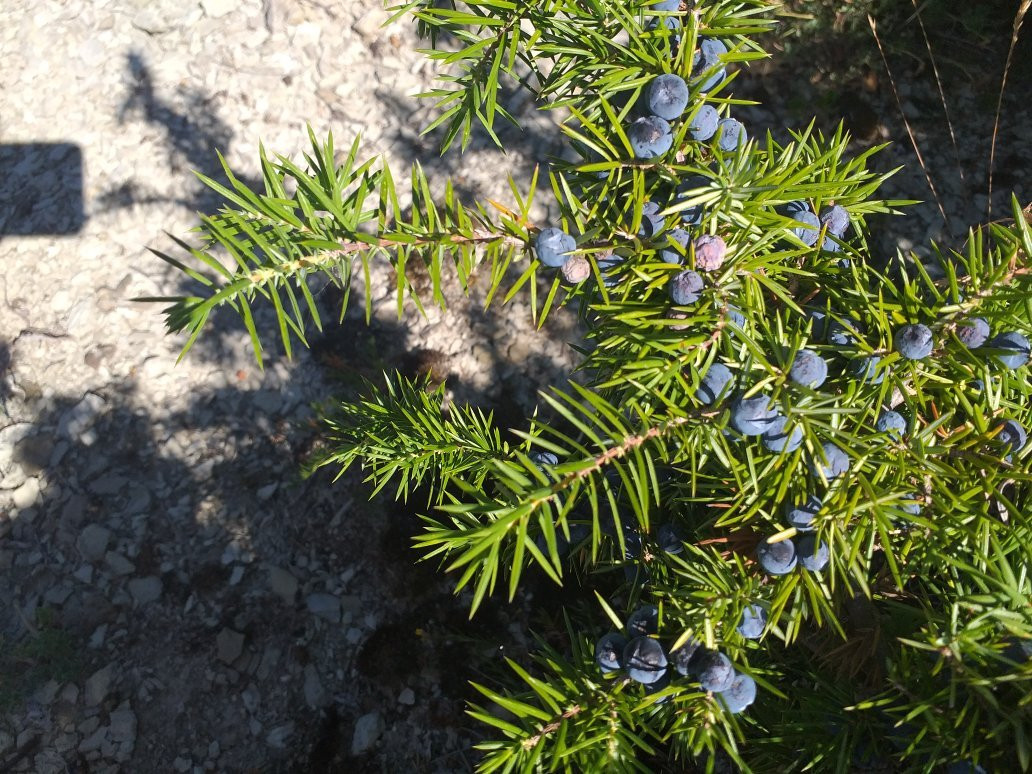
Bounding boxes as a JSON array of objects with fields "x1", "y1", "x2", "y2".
[
  {"x1": 354, "y1": 9, "x2": 385, "y2": 41},
  {"x1": 89, "y1": 473, "x2": 127, "y2": 496},
  {"x1": 303, "y1": 664, "x2": 329, "y2": 708},
  {"x1": 351, "y1": 711, "x2": 384, "y2": 755},
  {"x1": 44, "y1": 584, "x2": 73, "y2": 606},
  {"x1": 84, "y1": 663, "x2": 114, "y2": 707},
  {"x1": 0, "y1": 728, "x2": 13, "y2": 756},
  {"x1": 266, "y1": 565, "x2": 297, "y2": 603},
  {"x1": 73, "y1": 565, "x2": 93, "y2": 584},
  {"x1": 0, "y1": 422, "x2": 34, "y2": 489},
  {"x1": 108, "y1": 708, "x2": 137, "y2": 743},
  {"x1": 105, "y1": 551, "x2": 135, "y2": 576},
  {"x1": 305, "y1": 593, "x2": 341, "y2": 623},
  {"x1": 398, "y1": 687, "x2": 415, "y2": 705},
  {"x1": 217, "y1": 628, "x2": 245, "y2": 664},
  {"x1": 59, "y1": 683, "x2": 79, "y2": 704},
  {"x1": 128, "y1": 576, "x2": 162, "y2": 606},
  {"x1": 59, "y1": 393, "x2": 106, "y2": 440},
  {"x1": 173, "y1": 756, "x2": 192, "y2": 772},
  {"x1": 229, "y1": 566, "x2": 245, "y2": 586},
  {"x1": 32, "y1": 679, "x2": 61, "y2": 705},
  {"x1": 78, "y1": 726, "x2": 108, "y2": 753},
  {"x1": 201, "y1": 0, "x2": 235, "y2": 18},
  {"x1": 12, "y1": 476, "x2": 41, "y2": 509},
  {"x1": 265, "y1": 723, "x2": 294, "y2": 749}
]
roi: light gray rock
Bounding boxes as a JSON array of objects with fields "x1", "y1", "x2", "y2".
[
  {"x1": 0, "y1": 423, "x2": 34, "y2": 489},
  {"x1": 173, "y1": 756, "x2": 192, "y2": 772},
  {"x1": 351, "y1": 711, "x2": 383, "y2": 755},
  {"x1": 32, "y1": 679, "x2": 61, "y2": 705},
  {"x1": 305, "y1": 593, "x2": 341, "y2": 623},
  {"x1": 84, "y1": 663, "x2": 114, "y2": 707},
  {"x1": 216, "y1": 628, "x2": 245, "y2": 664},
  {"x1": 353, "y1": 9, "x2": 385, "y2": 41},
  {"x1": 105, "y1": 551, "x2": 135, "y2": 576},
  {"x1": 303, "y1": 664, "x2": 328, "y2": 709},
  {"x1": 58, "y1": 682, "x2": 79, "y2": 704},
  {"x1": 108, "y1": 707, "x2": 137, "y2": 743},
  {"x1": 12, "y1": 476, "x2": 40, "y2": 509},
  {"x1": 201, "y1": 0, "x2": 235, "y2": 18},
  {"x1": 266, "y1": 566, "x2": 297, "y2": 604},
  {"x1": 265, "y1": 722, "x2": 294, "y2": 749},
  {"x1": 44, "y1": 584, "x2": 73, "y2": 606},
  {"x1": 128, "y1": 576, "x2": 162, "y2": 606},
  {"x1": 78, "y1": 725, "x2": 108, "y2": 753},
  {"x1": 59, "y1": 393, "x2": 106, "y2": 440},
  {"x1": 398, "y1": 687, "x2": 415, "y2": 705}
]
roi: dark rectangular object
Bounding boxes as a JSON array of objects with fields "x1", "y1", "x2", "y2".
[{"x1": 0, "y1": 142, "x2": 85, "y2": 235}]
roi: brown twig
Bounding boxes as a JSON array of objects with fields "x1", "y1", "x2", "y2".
[
  {"x1": 987, "y1": 0, "x2": 1031, "y2": 222},
  {"x1": 868, "y1": 13, "x2": 950, "y2": 230},
  {"x1": 521, "y1": 704, "x2": 582, "y2": 749}
]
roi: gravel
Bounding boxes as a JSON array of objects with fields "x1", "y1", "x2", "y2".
[{"x1": 1, "y1": 1, "x2": 1028, "y2": 772}]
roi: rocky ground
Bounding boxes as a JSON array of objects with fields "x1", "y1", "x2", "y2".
[{"x1": 1, "y1": 1, "x2": 1029, "y2": 773}]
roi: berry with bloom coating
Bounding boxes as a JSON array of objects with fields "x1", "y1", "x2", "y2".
[
  {"x1": 819, "y1": 204, "x2": 850, "y2": 237},
  {"x1": 628, "y1": 116, "x2": 674, "y2": 159},
  {"x1": 696, "y1": 650, "x2": 736, "y2": 692},
  {"x1": 757, "y1": 535, "x2": 797, "y2": 575},
  {"x1": 623, "y1": 636, "x2": 668, "y2": 684},
  {"x1": 688, "y1": 104, "x2": 719, "y2": 141},
  {"x1": 595, "y1": 632, "x2": 628, "y2": 673},
  {"x1": 560, "y1": 254, "x2": 591, "y2": 284},
  {"x1": 828, "y1": 317, "x2": 863, "y2": 347},
  {"x1": 694, "y1": 234, "x2": 726, "y2": 271},
  {"x1": 807, "y1": 309, "x2": 831, "y2": 341},
  {"x1": 729, "y1": 395, "x2": 779, "y2": 436},
  {"x1": 535, "y1": 228, "x2": 576, "y2": 268},
  {"x1": 675, "y1": 175, "x2": 710, "y2": 225},
  {"x1": 638, "y1": 201, "x2": 666, "y2": 237},
  {"x1": 899, "y1": 494, "x2": 921, "y2": 516},
  {"x1": 695, "y1": 363, "x2": 734, "y2": 405},
  {"x1": 737, "y1": 605, "x2": 767, "y2": 639},
  {"x1": 956, "y1": 317, "x2": 990, "y2": 349},
  {"x1": 626, "y1": 605, "x2": 659, "y2": 637},
  {"x1": 669, "y1": 269, "x2": 704, "y2": 305},
  {"x1": 810, "y1": 442, "x2": 849, "y2": 480},
  {"x1": 895, "y1": 324, "x2": 934, "y2": 360},
  {"x1": 659, "y1": 228, "x2": 691, "y2": 264},
  {"x1": 850, "y1": 355, "x2": 885, "y2": 385},
  {"x1": 790, "y1": 210, "x2": 821, "y2": 246},
  {"x1": 647, "y1": 73, "x2": 690, "y2": 120},
  {"x1": 988, "y1": 331, "x2": 1031, "y2": 369},
  {"x1": 762, "y1": 415, "x2": 803, "y2": 453},
  {"x1": 876, "y1": 410, "x2": 907, "y2": 437},
  {"x1": 797, "y1": 534, "x2": 829, "y2": 572},
  {"x1": 698, "y1": 38, "x2": 728, "y2": 68},
  {"x1": 718, "y1": 674, "x2": 757, "y2": 714},
  {"x1": 671, "y1": 637, "x2": 702, "y2": 676},
  {"x1": 726, "y1": 305, "x2": 746, "y2": 329},
  {"x1": 529, "y1": 451, "x2": 559, "y2": 467},
  {"x1": 657, "y1": 523, "x2": 685, "y2": 554},
  {"x1": 785, "y1": 494, "x2": 821, "y2": 531},
  {"x1": 789, "y1": 349, "x2": 828, "y2": 388},
  {"x1": 716, "y1": 118, "x2": 746, "y2": 152},
  {"x1": 996, "y1": 419, "x2": 1027, "y2": 453},
  {"x1": 650, "y1": 0, "x2": 681, "y2": 9}
]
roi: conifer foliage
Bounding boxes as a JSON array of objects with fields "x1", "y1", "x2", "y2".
[{"x1": 146, "y1": 1, "x2": 1032, "y2": 770}]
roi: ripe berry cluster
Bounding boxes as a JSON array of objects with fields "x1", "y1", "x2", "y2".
[{"x1": 595, "y1": 605, "x2": 758, "y2": 715}]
